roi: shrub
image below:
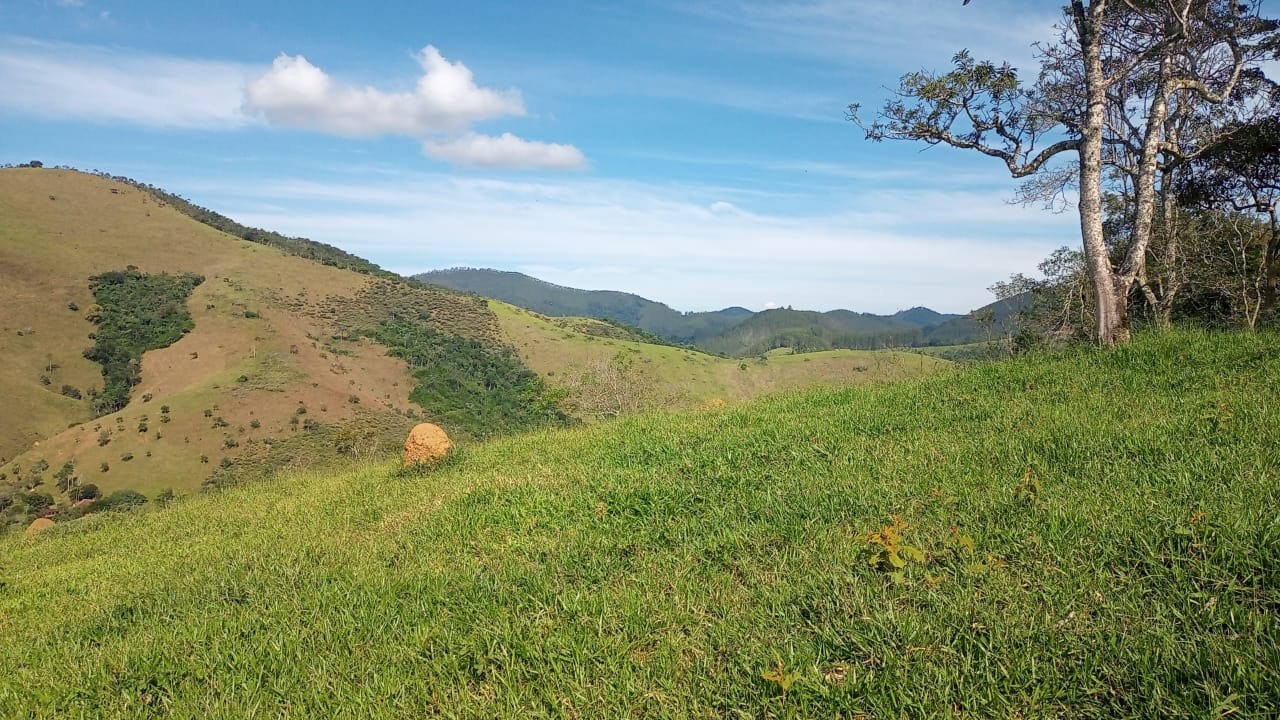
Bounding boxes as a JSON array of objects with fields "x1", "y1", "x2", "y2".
[
  {"x1": 99, "y1": 490, "x2": 146, "y2": 511},
  {"x1": 70, "y1": 484, "x2": 101, "y2": 501}
]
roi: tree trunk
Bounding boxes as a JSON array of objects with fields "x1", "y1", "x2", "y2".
[
  {"x1": 1076, "y1": 0, "x2": 1130, "y2": 346},
  {"x1": 1265, "y1": 207, "x2": 1279, "y2": 317}
]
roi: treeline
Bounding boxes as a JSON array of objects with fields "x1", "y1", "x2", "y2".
[{"x1": 83, "y1": 269, "x2": 203, "y2": 416}]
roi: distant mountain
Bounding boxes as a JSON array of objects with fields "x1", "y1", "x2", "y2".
[
  {"x1": 892, "y1": 306, "x2": 963, "y2": 328},
  {"x1": 415, "y1": 268, "x2": 753, "y2": 345},
  {"x1": 922, "y1": 293, "x2": 1034, "y2": 345},
  {"x1": 699, "y1": 307, "x2": 946, "y2": 356},
  {"x1": 416, "y1": 267, "x2": 1010, "y2": 357}
]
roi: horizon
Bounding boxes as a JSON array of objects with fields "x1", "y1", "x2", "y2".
[
  {"x1": 1, "y1": 0, "x2": 1084, "y2": 315},
  {"x1": 416, "y1": 265, "x2": 969, "y2": 317}
]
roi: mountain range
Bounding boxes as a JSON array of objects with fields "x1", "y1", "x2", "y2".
[{"x1": 414, "y1": 267, "x2": 1019, "y2": 355}]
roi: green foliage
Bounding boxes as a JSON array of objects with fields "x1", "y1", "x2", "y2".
[
  {"x1": 53, "y1": 462, "x2": 77, "y2": 493},
  {"x1": 70, "y1": 483, "x2": 100, "y2": 501},
  {"x1": 83, "y1": 269, "x2": 203, "y2": 415},
  {"x1": 366, "y1": 319, "x2": 570, "y2": 440},
  {"x1": 97, "y1": 490, "x2": 147, "y2": 512}
]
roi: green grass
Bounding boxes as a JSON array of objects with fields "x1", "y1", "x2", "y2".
[{"x1": 1, "y1": 329, "x2": 1278, "y2": 718}]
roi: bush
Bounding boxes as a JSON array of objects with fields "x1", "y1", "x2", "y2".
[
  {"x1": 70, "y1": 484, "x2": 101, "y2": 501},
  {"x1": 99, "y1": 490, "x2": 147, "y2": 511}
]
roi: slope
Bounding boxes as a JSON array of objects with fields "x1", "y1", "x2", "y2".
[
  {"x1": 493, "y1": 302, "x2": 950, "y2": 415},
  {"x1": 0, "y1": 168, "x2": 552, "y2": 505},
  {"x1": 416, "y1": 267, "x2": 753, "y2": 344},
  {"x1": 2, "y1": 330, "x2": 1275, "y2": 717}
]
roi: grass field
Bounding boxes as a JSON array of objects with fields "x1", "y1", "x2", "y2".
[
  {"x1": 2, "y1": 329, "x2": 1276, "y2": 717},
  {"x1": 493, "y1": 301, "x2": 950, "y2": 412}
]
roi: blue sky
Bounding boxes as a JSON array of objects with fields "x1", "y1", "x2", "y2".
[{"x1": 1, "y1": 0, "x2": 1081, "y2": 314}]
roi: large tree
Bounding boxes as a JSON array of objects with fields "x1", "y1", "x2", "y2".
[{"x1": 851, "y1": 0, "x2": 1274, "y2": 345}]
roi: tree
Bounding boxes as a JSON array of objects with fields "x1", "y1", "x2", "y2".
[
  {"x1": 1179, "y1": 114, "x2": 1280, "y2": 317},
  {"x1": 852, "y1": 1, "x2": 1275, "y2": 344},
  {"x1": 70, "y1": 484, "x2": 101, "y2": 502}
]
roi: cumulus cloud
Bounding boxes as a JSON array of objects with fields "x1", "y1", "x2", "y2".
[
  {"x1": 423, "y1": 133, "x2": 587, "y2": 170},
  {"x1": 243, "y1": 46, "x2": 522, "y2": 136},
  {"x1": 243, "y1": 45, "x2": 586, "y2": 170}
]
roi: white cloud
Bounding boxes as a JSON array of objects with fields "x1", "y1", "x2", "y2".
[
  {"x1": 683, "y1": 0, "x2": 1060, "y2": 75},
  {"x1": 243, "y1": 46, "x2": 524, "y2": 136},
  {"x1": 242, "y1": 46, "x2": 587, "y2": 170},
  {"x1": 0, "y1": 36, "x2": 252, "y2": 129},
  {"x1": 423, "y1": 132, "x2": 587, "y2": 170},
  {"x1": 181, "y1": 169, "x2": 1075, "y2": 314}
]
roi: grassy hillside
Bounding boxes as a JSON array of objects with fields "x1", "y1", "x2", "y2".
[
  {"x1": 0, "y1": 168, "x2": 555, "y2": 505},
  {"x1": 417, "y1": 267, "x2": 754, "y2": 344},
  {"x1": 492, "y1": 302, "x2": 947, "y2": 414},
  {"x1": 1, "y1": 329, "x2": 1275, "y2": 717}
]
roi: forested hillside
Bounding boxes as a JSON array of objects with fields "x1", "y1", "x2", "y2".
[{"x1": 416, "y1": 267, "x2": 754, "y2": 344}]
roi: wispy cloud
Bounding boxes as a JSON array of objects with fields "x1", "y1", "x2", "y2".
[
  {"x1": 178, "y1": 168, "x2": 1074, "y2": 314},
  {"x1": 0, "y1": 36, "x2": 253, "y2": 129},
  {"x1": 0, "y1": 36, "x2": 588, "y2": 171},
  {"x1": 677, "y1": 0, "x2": 1061, "y2": 75}
]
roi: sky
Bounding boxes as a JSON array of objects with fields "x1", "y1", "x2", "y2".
[{"x1": 0, "y1": 0, "x2": 1085, "y2": 314}]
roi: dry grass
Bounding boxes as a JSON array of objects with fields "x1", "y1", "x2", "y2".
[{"x1": 0, "y1": 169, "x2": 421, "y2": 495}]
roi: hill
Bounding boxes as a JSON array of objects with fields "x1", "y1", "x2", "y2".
[
  {"x1": 701, "y1": 306, "x2": 962, "y2": 356},
  {"x1": 417, "y1": 267, "x2": 977, "y2": 355},
  {"x1": 415, "y1": 267, "x2": 754, "y2": 344},
  {"x1": 0, "y1": 168, "x2": 564, "y2": 509},
  {"x1": 491, "y1": 302, "x2": 948, "y2": 416},
  {"x1": 921, "y1": 292, "x2": 1034, "y2": 345},
  {"x1": 2, "y1": 329, "x2": 1276, "y2": 716}
]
